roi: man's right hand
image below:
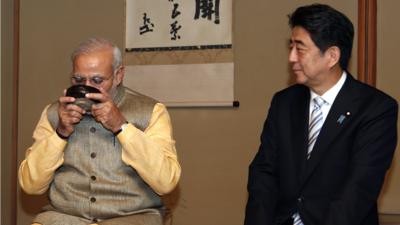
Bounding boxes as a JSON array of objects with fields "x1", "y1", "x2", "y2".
[{"x1": 57, "y1": 93, "x2": 86, "y2": 138}]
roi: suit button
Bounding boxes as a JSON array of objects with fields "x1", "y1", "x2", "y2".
[
  {"x1": 90, "y1": 127, "x2": 96, "y2": 133},
  {"x1": 92, "y1": 218, "x2": 98, "y2": 223},
  {"x1": 298, "y1": 197, "x2": 304, "y2": 203},
  {"x1": 91, "y1": 175, "x2": 96, "y2": 181},
  {"x1": 90, "y1": 197, "x2": 96, "y2": 203},
  {"x1": 90, "y1": 152, "x2": 96, "y2": 158}
]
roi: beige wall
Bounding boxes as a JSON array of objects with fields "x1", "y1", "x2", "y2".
[
  {"x1": 377, "y1": 0, "x2": 400, "y2": 216},
  {"x1": 13, "y1": 0, "x2": 398, "y2": 225}
]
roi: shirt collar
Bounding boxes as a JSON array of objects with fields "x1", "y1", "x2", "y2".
[{"x1": 310, "y1": 71, "x2": 347, "y2": 105}]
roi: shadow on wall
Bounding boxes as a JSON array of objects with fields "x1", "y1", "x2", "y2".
[
  {"x1": 162, "y1": 185, "x2": 181, "y2": 225},
  {"x1": 20, "y1": 190, "x2": 48, "y2": 216}
]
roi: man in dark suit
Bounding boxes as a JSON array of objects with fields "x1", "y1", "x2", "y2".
[{"x1": 244, "y1": 4, "x2": 398, "y2": 225}]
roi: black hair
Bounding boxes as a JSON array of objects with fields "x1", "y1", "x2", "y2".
[{"x1": 288, "y1": 4, "x2": 354, "y2": 70}]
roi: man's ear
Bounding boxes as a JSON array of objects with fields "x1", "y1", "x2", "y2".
[
  {"x1": 115, "y1": 66, "x2": 125, "y2": 86},
  {"x1": 327, "y1": 46, "x2": 341, "y2": 68}
]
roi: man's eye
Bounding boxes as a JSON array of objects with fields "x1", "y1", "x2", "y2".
[
  {"x1": 72, "y1": 77, "x2": 85, "y2": 83},
  {"x1": 92, "y1": 77, "x2": 104, "y2": 84},
  {"x1": 297, "y1": 48, "x2": 306, "y2": 52}
]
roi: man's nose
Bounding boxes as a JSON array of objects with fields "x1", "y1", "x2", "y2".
[
  {"x1": 84, "y1": 78, "x2": 94, "y2": 87},
  {"x1": 289, "y1": 48, "x2": 298, "y2": 63}
]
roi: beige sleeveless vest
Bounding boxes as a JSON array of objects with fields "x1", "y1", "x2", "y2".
[{"x1": 34, "y1": 86, "x2": 163, "y2": 225}]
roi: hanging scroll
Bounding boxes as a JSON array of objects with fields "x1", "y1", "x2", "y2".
[{"x1": 125, "y1": 0, "x2": 234, "y2": 107}]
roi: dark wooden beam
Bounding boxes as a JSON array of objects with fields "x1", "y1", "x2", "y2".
[
  {"x1": 11, "y1": 0, "x2": 20, "y2": 224},
  {"x1": 358, "y1": 0, "x2": 377, "y2": 86}
]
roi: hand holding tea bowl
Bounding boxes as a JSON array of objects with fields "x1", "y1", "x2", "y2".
[
  {"x1": 66, "y1": 84, "x2": 101, "y2": 112},
  {"x1": 55, "y1": 85, "x2": 101, "y2": 138}
]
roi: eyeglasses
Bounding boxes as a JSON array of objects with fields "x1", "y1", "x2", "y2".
[{"x1": 71, "y1": 75, "x2": 113, "y2": 85}]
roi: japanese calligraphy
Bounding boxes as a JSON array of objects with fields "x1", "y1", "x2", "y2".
[
  {"x1": 170, "y1": 20, "x2": 181, "y2": 40},
  {"x1": 172, "y1": 3, "x2": 181, "y2": 19},
  {"x1": 194, "y1": 0, "x2": 220, "y2": 24},
  {"x1": 169, "y1": 1, "x2": 182, "y2": 40},
  {"x1": 139, "y1": 13, "x2": 155, "y2": 35},
  {"x1": 126, "y1": 0, "x2": 232, "y2": 49}
]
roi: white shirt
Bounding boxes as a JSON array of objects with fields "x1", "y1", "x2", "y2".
[{"x1": 309, "y1": 71, "x2": 347, "y2": 126}]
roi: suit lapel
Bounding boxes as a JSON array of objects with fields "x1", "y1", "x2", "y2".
[
  {"x1": 290, "y1": 86, "x2": 310, "y2": 183},
  {"x1": 301, "y1": 75, "x2": 359, "y2": 183}
]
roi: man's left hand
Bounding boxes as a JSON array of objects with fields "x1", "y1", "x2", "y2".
[{"x1": 86, "y1": 87, "x2": 126, "y2": 133}]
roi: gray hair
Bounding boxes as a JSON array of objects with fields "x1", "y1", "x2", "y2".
[{"x1": 71, "y1": 37, "x2": 122, "y2": 72}]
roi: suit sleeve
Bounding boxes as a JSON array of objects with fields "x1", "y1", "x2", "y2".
[
  {"x1": 324, "y1": 97, "x2": 398, "y2": 225},
  {"x1": 244, "y1": 95, "x2": 280, "y2": 225}
]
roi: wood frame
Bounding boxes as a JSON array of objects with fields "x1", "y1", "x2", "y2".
[
  {"x1": 11, "y1": 0, "x2": 20, "y2": 224},
  {"x1": 358, "y1": 0, "x2": 377, "y2": 86}
]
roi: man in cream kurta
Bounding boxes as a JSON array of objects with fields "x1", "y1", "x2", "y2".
[{"x1": 18, "y1": 37, "x2": 181, "y2": 225}]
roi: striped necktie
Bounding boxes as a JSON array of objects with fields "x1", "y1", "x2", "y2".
[
  {"x1": 292, "y1": 97, "x2": 325, "y2": 225},
  {"x1": 307, "y1": 96, "x2": 325, "y2": 159},
  {"x1": 293, "y1": 213, "x2": 304, "y2": 225}
]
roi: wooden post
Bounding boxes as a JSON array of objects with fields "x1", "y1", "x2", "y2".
[{"x1": 358, "y1": 0, "x2": 377, "y2": 86}]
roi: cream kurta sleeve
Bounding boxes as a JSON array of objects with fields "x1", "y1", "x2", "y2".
[
  {"x1": 18, "y1": 105, "x2": 67, "y2": 195},
  {"x1": 118, "y1": 103, "x2": 181, "y2": 195}
]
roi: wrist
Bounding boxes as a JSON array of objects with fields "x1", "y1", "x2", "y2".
[
  {"x1": 56, "y1": 128, "x2": 70, "y2": 140},
  {"x1": 113, "y1": 121, "x2": 129, "y2": 136}
]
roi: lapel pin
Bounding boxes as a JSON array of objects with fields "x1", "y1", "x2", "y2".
[
  {"x1": 337, "y1": 115, "x2": 346, "y2": 124},
  {"x1": 337, "y1": 111, "x2": 351, "y2": 124}
]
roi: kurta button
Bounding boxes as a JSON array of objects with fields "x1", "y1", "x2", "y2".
[
  {"x1": 91, "y1": 175, "x2": 96, "y2": 181},
  {"x1": 90, "y1": 127, "x2": 96, "y2": 133},
  {"x1": 90, "y1": 152, "x2": 96, "y2": 158},
  {"x1": 90, "y1": 197, "x2": 96, "y2": 202},
  {"x1": 92, "y1": 218, "x2": 98, "y2": 223}
]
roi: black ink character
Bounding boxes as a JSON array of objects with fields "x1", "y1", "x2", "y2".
[
  {"x1": 139, "y1": 13, "x2": 155, "y2": 35},
  {"x1": 194, "y1": 0, "x2": 220, "y2": 24},
  {"x1": 170, "y1": 21, "x2": 181, "y2": 40},
  {"x1": 172, "y1": 3, "x2": 181, "y2": 19}
]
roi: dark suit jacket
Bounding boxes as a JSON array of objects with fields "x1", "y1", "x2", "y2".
[{"x1": 244, "y1": 74, "x2": 398, "y2": 225}]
